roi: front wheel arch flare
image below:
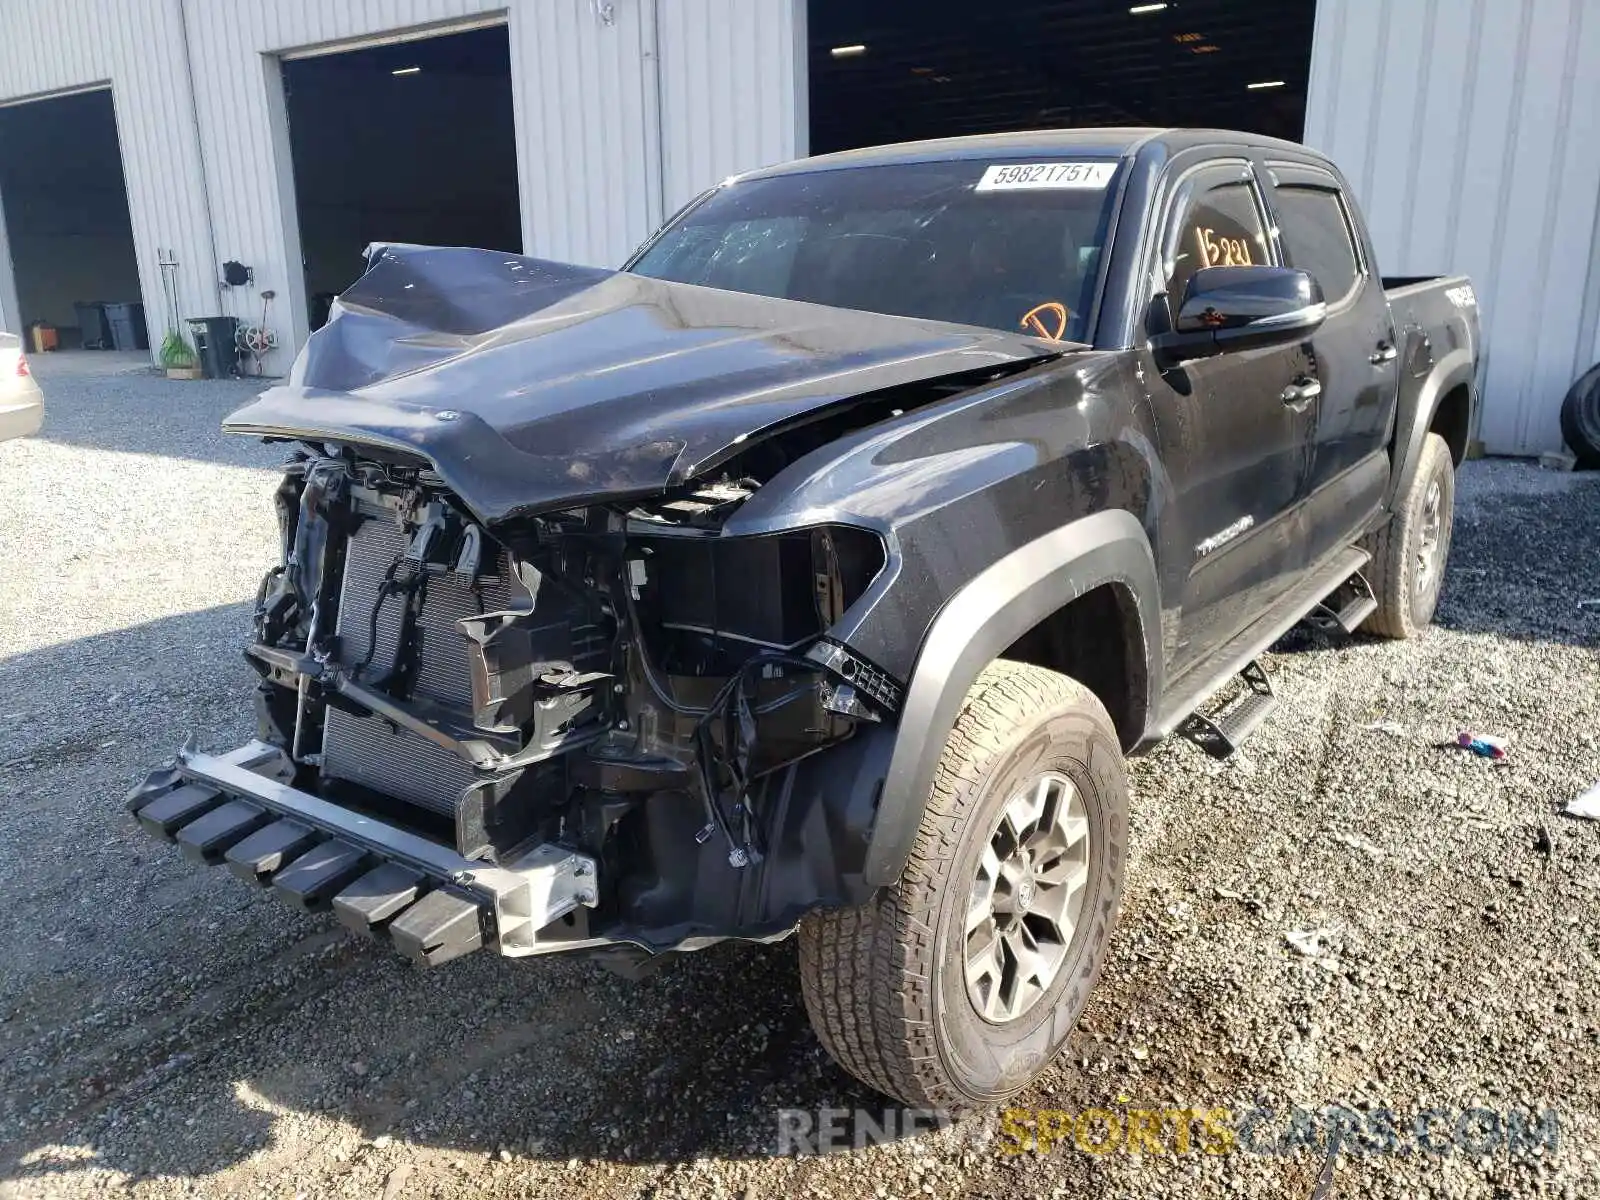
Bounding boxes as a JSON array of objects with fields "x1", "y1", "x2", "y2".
[{"x1": 860, "y1": 509, "x2": 1159, "y2": 887}]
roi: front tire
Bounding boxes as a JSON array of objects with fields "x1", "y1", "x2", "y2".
[
  {"x1": 1363, "y1": 432, "x2": 1456, "y2": 638},
  {"x1": 798, "y1": 660, "x2": 1128, "y2": 1107}
]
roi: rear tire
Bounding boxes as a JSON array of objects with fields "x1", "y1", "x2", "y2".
[
  {"x1": 1363, "y1": 431, "x2": 1455, "y2": 638},
  {"x1": 798, "y1": 660, "x2": 1128, "y2": 1107}
]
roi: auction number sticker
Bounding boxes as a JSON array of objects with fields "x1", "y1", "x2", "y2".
[{"x1": 975, "y1": 162, "x2": 1117, "y2": 191}]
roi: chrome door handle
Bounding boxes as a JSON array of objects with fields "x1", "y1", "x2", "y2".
[
  {"x1": 1370, "y1": 343, "x2": 1398, "y2": 364},
  {"x1": 1280, "y1": 378, "x2": 1322, "y2": 409}
]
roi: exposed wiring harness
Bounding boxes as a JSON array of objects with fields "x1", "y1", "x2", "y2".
[
  {"x1": 691, "y1": 650, "x2": 821, "y2": 868},
  {"x1": 351, "y1": 554, "x2": 427, "y2": 678}
]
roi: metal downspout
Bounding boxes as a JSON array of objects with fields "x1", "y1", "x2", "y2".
[
  {"x1": 639, "y1": 0, "x2": 667, "y2": 238},
  {"x1": 175, "y1": 0, "x2": 224, "y2": 318}
]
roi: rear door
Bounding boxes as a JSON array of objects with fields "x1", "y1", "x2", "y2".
[
  {"x1": 1263, "y1": 162, "x2": 1396, "y2": 564},
  {"x1": 1139, "y1": 159, "x2": 1316, "y2": 680}
]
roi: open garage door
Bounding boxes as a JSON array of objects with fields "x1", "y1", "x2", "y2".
[
  {"x1": 808, "y1": 0, "x2": 1316, "y2": 155},
  {"x1": 0, "y1": 89, "x2": 143, "y2": 349},
  {"x1": 281, "y1": 24, "x2": 521, "y2": 331}
]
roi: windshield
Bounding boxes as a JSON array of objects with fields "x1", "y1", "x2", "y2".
[{"x1": 629, "y1": 158, "x2": 1122, "y2": 343}]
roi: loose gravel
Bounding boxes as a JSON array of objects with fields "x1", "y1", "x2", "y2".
[{"x1": 1, "y1": 359, "x2": 1597, "y2": 1199}]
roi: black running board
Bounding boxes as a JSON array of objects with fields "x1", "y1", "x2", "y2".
[
  {"x1": 1305, "y1": 569, "x2": 1378, "y2": 635},
  {"x1": 1179, "y1": 660, "x2": 1278, "y2": 758},
  {"x1": 1150, "y1": 545, "x2": 1370, "y2": 745}
]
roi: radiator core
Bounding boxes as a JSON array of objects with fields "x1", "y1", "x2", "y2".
[{"x1": 321, "y1": 514, "x2": 512, "y2": 817}]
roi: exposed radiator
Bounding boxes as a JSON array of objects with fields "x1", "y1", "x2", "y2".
[
  {"x1": 322, "y1": 708, "x2": 482, "y2": 817},
  {"x1": 320, "y1": 509, "x2": 606, "y2": 820},
  {"x1": 333, "y1": 516, "x2": 513, "y2": 703},
  {"x1": 322, "y1": 514, "x2": 508, "y2": 816}
]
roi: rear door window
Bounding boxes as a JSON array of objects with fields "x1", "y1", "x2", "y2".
[{"x1": 1273, "y1": 185, "x2": 1362, "y2": 303}]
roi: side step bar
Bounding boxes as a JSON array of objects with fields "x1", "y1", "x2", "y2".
[
  {"x1": 1306, "y1": 569, "x2": 1379, "y2": 635},
  {"x1": 126, "y1": 740, "x2": 598, "y2": 966},
  {"x1": 1179, "y1": 660, "x2": 1278, "y2": 759}
]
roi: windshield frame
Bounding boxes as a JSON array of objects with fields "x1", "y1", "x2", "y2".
[{"x1": 624, "y1": 154, "x2": 1135, "y2": 348}]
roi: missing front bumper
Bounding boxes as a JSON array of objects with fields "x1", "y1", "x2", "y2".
[{"x1": 125, "y1": 740, "x2": 598, "y2": 966}]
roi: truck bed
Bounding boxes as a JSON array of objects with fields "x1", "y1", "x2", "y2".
[{"x1": 1383, "y1": 273, "x2": 1469, "y2": 298}]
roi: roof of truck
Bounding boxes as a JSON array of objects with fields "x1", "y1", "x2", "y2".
[{"x1": 740, "y1": 127, "x2": 1323, "y2": 180}]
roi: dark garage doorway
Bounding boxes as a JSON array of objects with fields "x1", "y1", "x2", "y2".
[
  {"x1": 282, "y1": 24, "x2": 521, "y2": 330},
  {"x1": 0, "y1": 89, "x2": 142, "y2": 347},
  {"x1": 808, "y1": 0, "x2": 1317, "y2": 155}
]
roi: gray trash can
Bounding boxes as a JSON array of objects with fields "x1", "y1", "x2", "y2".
[
  {"x1": 104, "y1": 302, "x2": 149, "y2": 352},
  {"x1": 74, "y1": 301, "x2": 111, "y2": 350}
]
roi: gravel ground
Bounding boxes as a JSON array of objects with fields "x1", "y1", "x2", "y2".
[{"x1": 1, "y1": 360, "x2": 1597, "y2": 1199}]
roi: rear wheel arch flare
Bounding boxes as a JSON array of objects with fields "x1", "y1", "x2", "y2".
[{"x1": 1429, "y1": 383, "x2": 1471, "y2": 465}]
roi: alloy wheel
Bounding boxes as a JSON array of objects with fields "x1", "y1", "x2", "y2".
[{"x1": 964, "y1": 772, "x2": 1091, "y2": 1024}]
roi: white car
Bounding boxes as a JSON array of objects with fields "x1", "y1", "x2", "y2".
[{"x1": 0, "y1": 330, "x2": 43, "y2": 440}]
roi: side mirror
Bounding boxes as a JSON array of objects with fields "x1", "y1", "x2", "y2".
[{"x1": 1153, "y1": 266, "x2": 1325, "y2": 366}]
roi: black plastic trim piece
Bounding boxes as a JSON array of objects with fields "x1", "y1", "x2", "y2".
[
  {"x1": 387, "y1": 888, "x2": 486, "y2": 966},
  {"x1": 806, "y1": 639, "x2": 904, "y2": 714},
  {"x1": 132, "y1": 784, "x2": 224, "y2": 841},
  {"x1": 225, "y1": 819, "x2": 323, "y2": 885},
  {"x1": 1388, "y1": 348, "x2": 1474, "y2": 508},
  {"x1": 175, "y1": 799, "x2": 271, "y2": 865},
  {"x1": 863, "y1": 509, "x2": 1160, "y2": 886},
  {"x1": 333, "y1": 863, "x2": 426, "y2": 933},
  {"x1": 271, "y1": 839, "x2": 370, "y2": 911}
]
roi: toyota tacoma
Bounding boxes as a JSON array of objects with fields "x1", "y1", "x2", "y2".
[{"x1": 127, "y1": 128, "x2": 1479, "y2": 1107}]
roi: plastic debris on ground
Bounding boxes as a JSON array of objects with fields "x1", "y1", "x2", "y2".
[
  {"x1": 1327, "y1": 831, "x2": 1384, "y2": 859},
  {"x1": 1365, "y1": 719, "x2": 1409, "y2": 737},
  {"x1": 1565, "y1": 782, "x2": 1600, "y2": 821},
  {"x1": 1285, "y1": 927, "x2": 1339, "y2": 957},
  {"x1": 1456, "y1": 730, "x2": 1509, "y2": 760}
]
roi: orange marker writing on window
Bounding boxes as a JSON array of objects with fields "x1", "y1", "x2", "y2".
[{"x1": 1019, "y1": 302, "x2": 1070, "y2": 340}]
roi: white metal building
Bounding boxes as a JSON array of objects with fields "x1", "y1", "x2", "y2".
[{"x1": 0, "y1": 0, "x2": 1594, "y2": 455}]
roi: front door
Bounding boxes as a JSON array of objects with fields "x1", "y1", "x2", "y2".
[
  {"x1": 1141, "y1": 160, "x2": 1317, "y2": 681},
  {"x1": 1265, "y1": 162, "x2": 1396, "y2": 565}
]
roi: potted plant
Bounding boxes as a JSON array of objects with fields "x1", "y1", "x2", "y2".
[{"x1": 160, "y1": 330, "x2": 201, "y2": 380}]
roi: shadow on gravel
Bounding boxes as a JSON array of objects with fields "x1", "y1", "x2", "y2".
[
  {"x1": 250, "y1": 941, "x2": 909, "y2": 1165},
  {"x1": 0, "y1": 603, "x2": 258, "y2": 745},
  {"x1": 0, "y1": 609, "x2": 909, "y2": 1185},
  {"x1": 5, "y1": 940, "x2": 912, "y2": 1186},
  {"x1": 1272, "y1": 467, "x2": 1600, "y2": 656}
]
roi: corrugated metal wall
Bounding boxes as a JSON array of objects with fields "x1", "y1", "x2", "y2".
[
  {"x1": 0, "y1": 0, "x2": 219, "y2": 349},
  {"x1": 0, "y1": 0, "x2": 802, "y2": 367},
  {"x1": 1305, "y1": 0, "x2": 1600, "y2": 455},
  {"x1": 178, "y1": 0, "x2": 516, "y2": 364},
  {"x1": 657, "y1": 0, "x2": 806, "y2": 215},
  {"x1": 3, "y1": 0, "x2": 1591, "y2": 448}
]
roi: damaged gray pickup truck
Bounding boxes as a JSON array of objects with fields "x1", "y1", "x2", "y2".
[{"x1": 129, "y1": 128, "x2": 1479, "y2": 1107}]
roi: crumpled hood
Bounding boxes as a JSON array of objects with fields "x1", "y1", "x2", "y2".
[{"x1": 224, "y1": 244, "x2": 1065, "y2": 524}]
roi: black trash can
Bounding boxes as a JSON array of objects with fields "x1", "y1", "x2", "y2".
[
  {"x1": 187, "y1": 316, "x2": 239, "y2": 379},
  {"x1": 75, "y1": 301, "x2": 111, "y2": 350},
  {"x1": 104, "y1": 301, "x2": 149, "y2": 352}
]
